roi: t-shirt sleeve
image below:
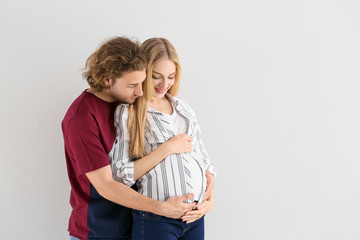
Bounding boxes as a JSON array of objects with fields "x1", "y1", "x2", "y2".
[{"x1": 66, "y1": 114, "x2": 110, "y2": 174}]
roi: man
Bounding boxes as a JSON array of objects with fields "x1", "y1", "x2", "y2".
[{"x1": 62, "y1": 37, "x2": 197, "y2": 240}]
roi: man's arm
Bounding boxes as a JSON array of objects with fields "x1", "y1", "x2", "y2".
[{"x1": 86, "y1": 165, "x2": 196, "y2": 219}]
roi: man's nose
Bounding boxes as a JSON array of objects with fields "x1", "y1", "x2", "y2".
[{"x1": 135, "y1": 85, "x2": 143, "y2": 96}]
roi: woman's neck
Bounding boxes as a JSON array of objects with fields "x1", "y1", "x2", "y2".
[
  {"x1": 151, "y1": 95, "x2": 167, "y2": 105},
  {"x1": 150, "y1": 96, "x2": 173, "y2": 115}
]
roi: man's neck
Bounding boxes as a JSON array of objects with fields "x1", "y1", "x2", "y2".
[{"x1": 87, "y1": 88, "x2": 115, "y2": 102}]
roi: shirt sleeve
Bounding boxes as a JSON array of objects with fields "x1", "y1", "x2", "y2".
[
  {"x1": 66, "y1": 114, "x2": 111, "y2": 174},
  {"x1": 108, "y1": 104, "x2": 135, "y2": 186}
]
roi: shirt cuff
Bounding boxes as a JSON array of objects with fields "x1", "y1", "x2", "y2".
[
  {"x1": 207, "y1": 163, "x2": 217, "y2": 178},
  {"x1": 114, "y1": 161, "x2": 135, "y2": 186}
]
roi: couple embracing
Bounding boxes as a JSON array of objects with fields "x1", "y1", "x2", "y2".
[{"x1": 62, "y1": 37, "x2": 216, "y2": 240}]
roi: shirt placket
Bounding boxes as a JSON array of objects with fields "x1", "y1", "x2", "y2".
[{"x1": 175, "y1": 104, "x2": 207, "y2": 205}]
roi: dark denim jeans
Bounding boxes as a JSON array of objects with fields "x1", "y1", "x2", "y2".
[{"x1": 132, "y1": 210, "x2": 204, "y2": 240}]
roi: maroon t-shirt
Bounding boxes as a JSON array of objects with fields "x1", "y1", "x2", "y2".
[{"x1": 62, "y1": 90, "x2": 132, "y2": 239}]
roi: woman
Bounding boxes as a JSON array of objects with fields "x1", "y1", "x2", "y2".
[{"x1": 110, "y1": 38, "x2": 216, "y2": 240}]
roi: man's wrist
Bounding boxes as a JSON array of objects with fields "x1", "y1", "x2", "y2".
[{"x1": 152, "y1": 201, "x2": 166, "y2": 216}]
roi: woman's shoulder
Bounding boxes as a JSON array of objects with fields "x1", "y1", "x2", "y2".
[
  {"x1": 172, "y1": 96, "x2": 196, "y2": 115},
  {"x1": 171, "y1": 95, "x2": 188, "y2": 106},
  {"x1": 115, "y1": 103, "x2": 131, "y2": 112},
  {"x1": 114, "y1": 103, "x2": 131, "y2": 122}
]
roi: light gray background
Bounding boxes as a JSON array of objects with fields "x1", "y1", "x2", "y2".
[{"x1": 1, "y1": 0, "x2": 360, "y2": 239}]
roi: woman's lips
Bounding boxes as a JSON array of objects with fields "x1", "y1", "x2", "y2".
[{"x1": 155, "y1": 88, "x2": 167, "y2": 94}]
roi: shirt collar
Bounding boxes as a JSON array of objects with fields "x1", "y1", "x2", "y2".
[{"x1": 165, "y1": 93, "x2": 179, "y2": 106}]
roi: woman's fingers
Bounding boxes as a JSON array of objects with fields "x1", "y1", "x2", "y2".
[
  {"x1": 182, "y1": 210, "x2": 204, "y2": 223},
  {"x1": 204, "y1": 171, "x2": 214, "y2": 200},
  {"x1": 181, "y1": 200, "x2": 213, "y2": 223}
]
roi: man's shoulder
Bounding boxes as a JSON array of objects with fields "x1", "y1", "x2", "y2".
[
  {"x1": 63, "y1": 91, "x2": 114, "y2": 122},
  {"x1": 62, "y1": 91, "x2": 89, "y2": 124},
  {"x1": 62, "y1": 91, "x2": 111, "y2": 133},
  {"x1": 61, "y1": 91, "x2": 116, "y2": 154}
]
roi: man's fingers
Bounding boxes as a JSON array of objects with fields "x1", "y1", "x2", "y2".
[
  {"x1": 186, "y1": 202, "x2": 196, "y2": 211},
  {"x1": 181, "y1": 193, "x2": 194, "y2": 201},
  {"x1": 179, "y1": 193, "x2": 196, "y2": 212}
]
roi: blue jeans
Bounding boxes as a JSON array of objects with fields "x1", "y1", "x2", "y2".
[{"x1": 132, "y1": 210, "x2": 204, "y2": 240}]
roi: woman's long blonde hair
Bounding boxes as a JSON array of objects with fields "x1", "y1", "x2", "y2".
[{"x1": 128, "y1": 38, "x2": 182, "y2": 158}]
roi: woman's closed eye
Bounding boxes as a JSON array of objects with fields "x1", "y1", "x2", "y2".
[{"x1": 152, "y1": 75, "x2": 175, "y2": 80}]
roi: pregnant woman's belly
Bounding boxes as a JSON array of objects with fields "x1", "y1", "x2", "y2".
[
  {"x1": 136, "y1": 154, "x2": 206, "y2": 203},
  {"x1": 188, "y1": 157, "x2": 204, "y2": 201}
]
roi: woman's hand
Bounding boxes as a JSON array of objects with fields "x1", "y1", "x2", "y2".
[
  {"x1": 181, "y1": 192, "x2": 214, "y2": 224},
  {"x1": 182, "y1": 177, "x2": 215, "y2": 223},
  {"x1": 203, "y1": 171, "x2": 214, "y2": 200},
  {"x1": 165, "y1": 134, "x2": 193, "y2": 155}
]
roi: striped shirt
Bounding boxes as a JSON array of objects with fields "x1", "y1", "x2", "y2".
[{"x1": 109, "y1": 94, "x2": 217, "y2": 204}]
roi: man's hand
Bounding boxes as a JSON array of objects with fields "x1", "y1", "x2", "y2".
[
  {"x1": 181, "y1": 193, "x2": 214, "y2": 224},
  {"x1": 203, "y1": 171, "x2": 214, "y2": 200},
  {"x1": 159, "y1": 193, "x2": 196, "y2": 219}
]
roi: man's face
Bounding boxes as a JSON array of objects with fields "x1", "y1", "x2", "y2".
[{"x1": 107, "y1": 70, "x2": 146, "y2": 104}]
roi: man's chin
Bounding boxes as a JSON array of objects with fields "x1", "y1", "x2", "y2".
[{"x1": 123, "y1": 98, "x2": 137, "y2": 104}]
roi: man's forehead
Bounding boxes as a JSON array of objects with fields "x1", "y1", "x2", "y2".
[{"x1": 119, "y1": 70, "x2": 146, "y2": 83}]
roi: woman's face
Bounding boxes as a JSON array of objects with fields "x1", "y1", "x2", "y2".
[{"x1": 151, "y1": 58, "x2": 176, "y2": 100}]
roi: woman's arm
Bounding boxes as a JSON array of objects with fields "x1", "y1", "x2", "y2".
[
  {"x1": 204, "y1": 170, "x2": 215, "y2": 200},
  {"x1": 110, "y1": 104, "x2": 193, "y2": 185},
  {"x1": 133, "y1": 133, "x2": 193, "y2": 180}
]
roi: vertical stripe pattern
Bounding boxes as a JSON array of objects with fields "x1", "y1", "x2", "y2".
[{"x1": 110, "y1": 94, "x2": 217, "y2": 204}]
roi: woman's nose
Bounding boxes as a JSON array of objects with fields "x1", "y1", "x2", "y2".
[{"x1": 162, "y1": 78, "x2": 171, "y2": 87}]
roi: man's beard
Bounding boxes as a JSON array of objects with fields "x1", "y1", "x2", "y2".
[{"x1": 110, "y1": 91, "x2": 137, "y2": 104}]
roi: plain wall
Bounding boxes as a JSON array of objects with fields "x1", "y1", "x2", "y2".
[{"x1": 1, "y1": 0, "x2": 360, "y2": 239}]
